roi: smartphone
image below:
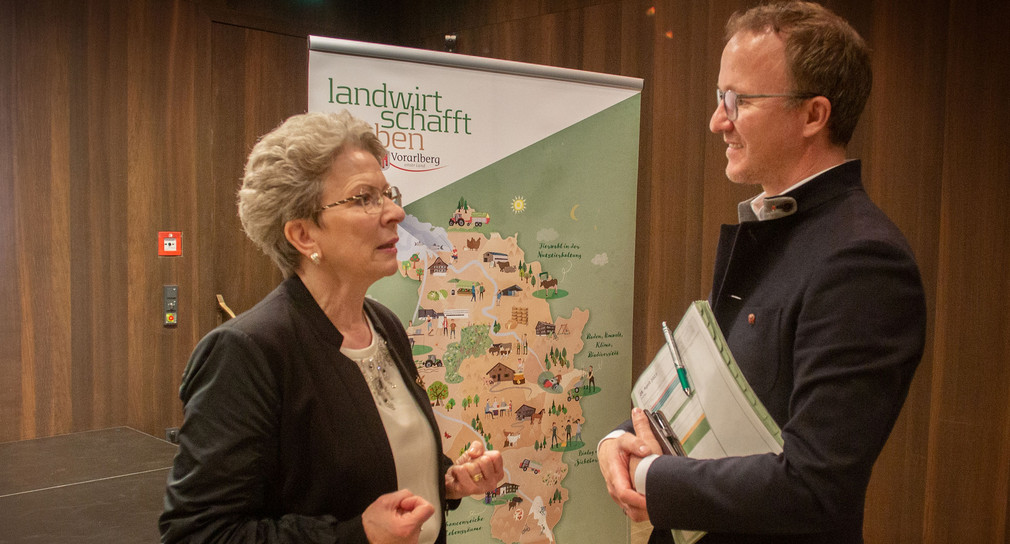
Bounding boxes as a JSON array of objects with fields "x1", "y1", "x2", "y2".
[{"x1": 644, "y1": 409, "x2": 687, "y2": 457}]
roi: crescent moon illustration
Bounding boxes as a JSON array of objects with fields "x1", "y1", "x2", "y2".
[{"x1": 570, "y1": 204, "x2": 580, "y2": 221}]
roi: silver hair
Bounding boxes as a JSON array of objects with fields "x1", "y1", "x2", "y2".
[{"x1": 237, "y1": 110, "x2": 386, "y2": 277}]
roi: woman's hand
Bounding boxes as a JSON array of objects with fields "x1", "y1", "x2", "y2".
[
  {"x1": 361, "y1": 489, "x2": 435, "y2": 544},
  {"x1": 445, "y1": 440, "x2": 505, "y2": 499}
]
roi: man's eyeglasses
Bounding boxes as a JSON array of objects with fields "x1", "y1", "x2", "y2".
[
  {"x1": 716, "y1": 89, "x2": 819, "y2": 121},
  {"x1": 319, "y1": 185, "x2": 402, "y2": 215}
]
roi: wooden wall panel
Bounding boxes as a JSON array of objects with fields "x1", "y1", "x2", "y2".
[
  {"x1": 926, "y1": 0, "x2": 1010, "y2": 541},
  {"x1": 123, "y1": 0, "x2": 208, "y2": 436},
  {"x1": 633, "y1": 0, "x2": 721, "y2": 380},
  {"x1": 10, "y1": 0, "x2": 77, "y2": 439},
  {"x1": 0, "y1": 0, "x2": 18, "y2": 438},
  {"x1": 860, "y1": 1, "x2": 946, "y2": 541},
  {"x1": 0, "y1": 0, "x2": 379, "y2": 443},
  {"x1": 1, "y1": 0, "x2": 135, "y2": 442},
  {"x1": 201, "y1": 22, "x2": 304, "y2": 377},
  {"x1": 68, "y1": 0, "x2": 132, "y2": 432}
]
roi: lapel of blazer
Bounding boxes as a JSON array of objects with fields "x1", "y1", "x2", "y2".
[
  {"x1": 283, "y1": 277, "x2": 400, "y2": 472},
  {"x1": 711, "y1": 223, "x2": 741, "y2": 310},
  {"x1": 711, "y1": 160, "x2": 864, "y2": 312}
]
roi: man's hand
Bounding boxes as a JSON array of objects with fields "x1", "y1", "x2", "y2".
[
  {"x1": 362, "y1": 489, "x2": 435, "y2": 544},
  {"x1": 626, "y1": 408, "x2": 668, "y2": 521},
  {"x1": 599, "y1": 408, "x2": 665, "y2": 522},
  {"x1": 445, "y1": 440, "x2": 505, "y2": 499},
  {"x1": 598, "y1": 414, "x2": 650, "y2": 521},
  {"x1": 629, "y1": 407, "x2": 665, "y2": 473}
]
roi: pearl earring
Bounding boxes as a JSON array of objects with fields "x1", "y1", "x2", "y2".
[{"x1": 310, "y1": 252, "x2": 321, "y2": 265}]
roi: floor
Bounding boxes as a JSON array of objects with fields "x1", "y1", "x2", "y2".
[{"x1": 0, "y1": 427, "x2": 177, "y2": 543}]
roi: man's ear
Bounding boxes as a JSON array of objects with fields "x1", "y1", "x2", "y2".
[
  {"x1": 802, "y1": 95, "x2": 831, "y2": 138},
  {"x1": 284, "y1": 218, "x2": 317, "y2": 258}
]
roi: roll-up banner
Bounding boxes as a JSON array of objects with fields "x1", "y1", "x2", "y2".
[{"x1": 309, "y1": 36, "x2": 641, "y2": 544}]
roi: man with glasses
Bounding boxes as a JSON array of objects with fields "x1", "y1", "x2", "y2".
[{"x1": 599, "y1": 3, "x2": 926, "y2": 543}]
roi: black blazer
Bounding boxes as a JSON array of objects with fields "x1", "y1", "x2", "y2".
[
  {"x1": 627, "y1": 162, "x2": 925, "y2": 544},
  {"x1": 160, "y1": 276, "x2": 455, "y2": 543}
]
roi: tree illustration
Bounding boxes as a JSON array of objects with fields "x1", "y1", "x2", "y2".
[{"x1": 428, "y1": 381, "x2": 448, "y2": 406}]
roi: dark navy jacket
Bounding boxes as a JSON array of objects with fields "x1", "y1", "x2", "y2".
[{"x1": 633, "y1": 161, "x2": 925, "y2": 544}]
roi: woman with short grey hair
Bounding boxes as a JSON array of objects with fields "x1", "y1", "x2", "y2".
[{"x1": 160, "y1": 110, "x2": 504, "y2": 544}]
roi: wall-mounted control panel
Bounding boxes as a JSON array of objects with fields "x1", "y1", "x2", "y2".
[{"x1": 164, "y1": 285, "x2": 178, "y2": 326}]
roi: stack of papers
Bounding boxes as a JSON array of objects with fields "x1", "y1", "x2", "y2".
[{"x1": 632, "y1": 301, "x2": 783, "y2": 544}]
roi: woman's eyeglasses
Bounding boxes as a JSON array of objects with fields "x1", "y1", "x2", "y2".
[{"x1": 319, "y1": 186, "x2": 402, "y2": 215}]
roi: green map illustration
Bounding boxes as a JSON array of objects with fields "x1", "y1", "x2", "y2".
[{"x1": 368, "y1": 99, "x2": 639, "y2": 543}]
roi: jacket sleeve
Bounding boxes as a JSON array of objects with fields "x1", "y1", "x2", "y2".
[{"x1": 159, "y1": 327, "x2": 368, "y2": 544}]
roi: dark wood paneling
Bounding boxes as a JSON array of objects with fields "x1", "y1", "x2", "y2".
[
  {"x1": 926, "y1": 0, "x2": 1010, "y2": 541},
  {"x1": 0, "y1": 0, "x2": 375, "y2": 442},
  {"x1": 632, "y1": 0, "x2": 719, "y2": 380},
  {"x1": 860, "y1": 1, "x2": 946, "y2": 541},
  {"x1": 205, "y1": 22, "x2": 302, "y2": 345},
  {"x1": 0, "y1": 0, "x2": 21, "y2": 437},
  {"x1": 76, "y1": 0, "x2": 132, "y2": 433},
  {"x1": 123, "y1": 0, "x2": 207, "y2": 436},
  {"x1": 11, "y1": 0, "x2": 78, "y2": 439}
]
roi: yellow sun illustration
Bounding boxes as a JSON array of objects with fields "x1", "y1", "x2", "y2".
[{"x1": 511, "y1": 196, "x2": 527, "y2": 214}]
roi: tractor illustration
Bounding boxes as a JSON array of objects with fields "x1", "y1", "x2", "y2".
[{"x1": 449, "y1": 209, "x2": 491, "y2": 227}]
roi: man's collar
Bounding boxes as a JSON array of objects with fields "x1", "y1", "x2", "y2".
[
  {"x1": 738, "y1": 194, "x2": 799, "y2": 222},
  {"x1": 738, "y1": 159, "x2": 860, "y2": 223}
]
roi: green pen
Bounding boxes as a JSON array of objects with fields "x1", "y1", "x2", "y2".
[{"x1": 661, "y1": 321, "x2": 692, "y2": 396}]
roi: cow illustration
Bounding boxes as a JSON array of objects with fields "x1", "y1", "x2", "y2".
[
  {"x1": 541, "y1": 278, "x2": 559, "y2": 294},
  {"x1": 489, "y1": 342, "x2": 512, "y2": 357}
]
